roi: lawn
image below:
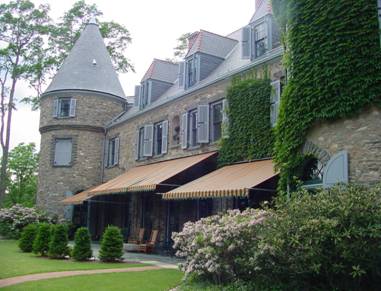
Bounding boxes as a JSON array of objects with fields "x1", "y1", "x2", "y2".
[
  {"x1": 0, "y1": 240, "x2": 145, "y2": 279},
  {"x1": 2, "y1": 270, "x2": 182, "y2": 291},
  {"x1": 2, "y1": 269, "x2": 183, "y2": 291}
]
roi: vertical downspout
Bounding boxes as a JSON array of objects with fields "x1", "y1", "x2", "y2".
[{"x1": 100, "y1": 128, "x2": 107, "y2": 183}]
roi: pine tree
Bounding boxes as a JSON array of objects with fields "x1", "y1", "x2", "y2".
[
  {"x1": 32, "y1": 223, "x2": 51, "y2": 256},
  {"x1": 72, "y1": 227, "x2": 92, "y2": 261},
  {"x1": 48, "y1": 224, "x2": 69, "y2": 259},
  {"x1": 99, "y1": 226, "x2": 123, "y2": 262},
  {"x1": 18, "y1": 224, "x2": 38, "y2": 252}
]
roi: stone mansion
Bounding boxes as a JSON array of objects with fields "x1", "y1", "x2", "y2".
[{"x1": 37, "y1": 0, "x2": 381, "y2": 246}]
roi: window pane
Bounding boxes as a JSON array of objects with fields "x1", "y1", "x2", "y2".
[
  {"x1": 54, "y1": 139, "x2": 72, "y2": 166},
  {"x1": 212, "y1": 103, "x2": 223, "y2": 141},
  {"x1": 254, "y1": 22, "x2": 267, "y2": 57},
  {"x1": 189, "y1": 110, "x2": 198, "y2": 147},
  {"x1": 154, "y1": 123, "x2": 163, "y2": 155},
  {"x1": 59, "y1": 99, "x2": 71, "y2": 117}
]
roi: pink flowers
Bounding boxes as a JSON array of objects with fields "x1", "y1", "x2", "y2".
[{"x1": 172, "y1": 208, "x2": 267, "y2": 282}]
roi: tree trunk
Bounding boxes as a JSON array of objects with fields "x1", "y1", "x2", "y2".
[{"x1": 0, "y1": 76, "x2": 17, "y2": 204}]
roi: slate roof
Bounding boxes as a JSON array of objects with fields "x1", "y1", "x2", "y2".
[
  {"x1": 44, "y1": 20, "x2": 125, "y2": 99},
  {"x1": 185, "y1": 30, "x2": 238, "y2": 59},
  {"x1": 141, "y1": 59, "x2": 179, "y2": 84},
  {"x1": 249, "y1": 0, "x2": 272, "y2": 24}
]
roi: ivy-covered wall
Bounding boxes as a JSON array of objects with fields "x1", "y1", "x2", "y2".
[
  {"x1": 218, "y1": 79, "x2": 274, "y2": 166},
  {"x1": 272, "y1": 0, "x2": 381, "y2": 190}
]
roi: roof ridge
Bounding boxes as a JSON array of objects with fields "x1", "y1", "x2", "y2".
[
  {"x1": 153, "y1": 58, "x2": 179, "y2": 65},
  {"x1": 199, "y1": 29, "x2": 238, "y2": 42}
]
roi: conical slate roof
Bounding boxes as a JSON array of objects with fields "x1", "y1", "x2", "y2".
[{"x1": 45, "y1": 20, "x2": 125, "y2": 98}]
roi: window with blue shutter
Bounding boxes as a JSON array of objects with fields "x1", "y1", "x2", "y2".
[
  {"x1": 53, "y1": 98, "x2": 59, "y2": 117},
  {"x1": 54, "y1": 138, "x2": 72, "y2": 166},
  {"x1": 185, "y1": 55, "x2": 199, "y2": 88},
  {"x1": 323, "y1": 151, "x2": 349, "y2": 188},
  {"x1": 197, "y1": 105, "x2": 209, "y2": 143},
  {"x1": 210, "y1": 101, "x2": 223, "y2": 142},
  {"x1": 254, "y1": 21, "x2": 268, "y2": 58},
  {"x1": 143, "y1": 124, "x2": 154, "y2": 157},
  {"x1": 270, "y1": 80, "x2": 281, "y2": 126},
  {"x1": 188, "y1": 109, "x2": 198, "y2": 147},
  {"x1": 54, "y1": 97, "x2": 76, "y2": 118},
  {"x1": 222, "y1": 99, "x2": 229, "y2": 139},
  {"x1": 180, "y1": 113, "x2": 188, "y2": 149},
  {"x1": 178, "y1": 62, "x2": 185, "y2": 87},
  {"x1": 161, "y1": 120, "x2": 168, "y2": 154},
  {"x1": 69, "y1": 99, "x2": 76, "y2": 117},
  {"x1": 241, "y1": 26, "x2": 252, "y2": 59},
  {"x1": 105, "y1": 136, "x2": 120, "y2": 167}
]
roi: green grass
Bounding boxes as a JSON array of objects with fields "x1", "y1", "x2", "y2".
[
  {"x1": 2, "y1": 269, "x2": 183, "y2": 291},
  {"x1": 0, "y1": 240, "x2": 145, "y2": 279}
]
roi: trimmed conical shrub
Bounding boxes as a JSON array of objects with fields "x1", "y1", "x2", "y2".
[
  {"x1": 99, "y1": 226, "x2": 123, "y2": 262},
  {"x1": 72, "y1": 227, "x2": 92, "y2": 261},
  {"x1": 18, "y1": 224, "x2": 38, "y2": 252},
  {"x1": 48, "y1": 224, "x2": 69, "y2": 259},
  {"x1": 32, "y1": 223, "x2": 51, "y2": 256}
]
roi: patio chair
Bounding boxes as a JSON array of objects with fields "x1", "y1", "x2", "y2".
[
  {"x1": 137, "y1": 230, "x2": 159, "y2": 253},
  {"x1": 128, "y1": 228, "x2": 145, "y2": 244}
]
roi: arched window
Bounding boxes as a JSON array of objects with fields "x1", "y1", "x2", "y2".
[{"x1": 300, "y1": 155, "x2": 324, "y2": 187}]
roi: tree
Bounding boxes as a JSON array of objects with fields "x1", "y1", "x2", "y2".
[
  {"x1": 3, "y1": 143, "x2": 38, "y2": 207},
  {"x1": 0, "y1": 0, "x2": 51, "y2": 204},
  {"x1": 33, "y1": 222, "x2": 51, "y2": 256},
  {"x1": 173, "y1": 32, "x2": 192, "y2": 60},
  {"x1": 18, "y1": 223, "x2": 38, "y2": 252},
  {"x1": 48, "y1": 224, "x2": 69, "y2": 259},
  {"x1": 72, "y1": 227, "x2": 92, "y2": 261},
  {"x1": 99, "y1": 225, "x2": 123, "y2": 262}
]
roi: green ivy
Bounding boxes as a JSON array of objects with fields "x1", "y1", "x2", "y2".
[
  {"x1": 218, "y1": 79, "x2": 274, "y2": 166},
  {"x1": 272, "y1": 0, "x2": 381, "y2": 191}
]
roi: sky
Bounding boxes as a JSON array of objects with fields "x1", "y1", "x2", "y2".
[{"x1": 6, "y1": 0, "x2": 255, "y2": 151}]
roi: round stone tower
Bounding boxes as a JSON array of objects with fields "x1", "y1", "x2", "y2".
[{"x1": 37, "y1": 19, "x2": 126, "y2": 217}]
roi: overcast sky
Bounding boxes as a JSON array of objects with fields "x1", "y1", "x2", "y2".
[{"x1": 7, "y1": 0, "x2": 255, "y2": 151}]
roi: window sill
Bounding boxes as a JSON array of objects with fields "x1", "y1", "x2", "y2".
[
  {"x1": 54, "y1": 116, "x2": 75, "y2": 119},
  {"x1": 53, "y1": 164, "x2": 72, "y2": 168}
]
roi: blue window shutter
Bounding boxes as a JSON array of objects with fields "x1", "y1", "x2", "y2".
[
  {"x1": 197, "y1": 105, "x2": 209, "y2": 143},
  {"x1": 104, "y1": 139, "x2": 109, "y2": 167},
  {"x1": 54, "y1": 139, "x2": 72, "y2": 166},
  {"x1": 181, "y1": 113, "x2": 188, "y2": 149},
  {"x1": 143, "y1": 124, "x2": 154, "y2": 157},
  {"x1": 241, "y1": 26, "x2": 252, "y2": 59},
  {"x1": 178, "y1": 62, "x2": 185, "y2": 87},
  {"x1": 323, "y1": 150, "x2": 349, "y2": 187},
  {"x1": 147, "y1": 80, "x2": 152, "y2": 105},
  {"x1": 162, "y1": 120, "x2": 168, "y2": 154},
  {"x1": 69, "y1": 98, "x2": 77, "y2": 117},
  {"x1": 222, "y1": 99, "x2": 229, "y2": 139},
  {"x1": 114, "y1": 137, "x2": 120, "y2": 166},
  {"x1": 53, "y1": 98, "x2": 59, "y2": 117},
  {"x1": 135, "y1": 130, "x2": 140, "y2": 160},
  {"x1": 270, "y1": 80, "x2": 281, "y2": 126},
  {"x1": 134, "y1": 86, "x2": 141, "y2": 106}
]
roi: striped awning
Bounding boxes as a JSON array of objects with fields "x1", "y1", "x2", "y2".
[
  {"x1": 61, "y1": 187, "x2": 96, "y2": 205},
  {"x1": 162, "y1": 159, "x2": 277, "y2": 200},
  {"x1": 61, "y1": 151, "x2": 217, "y2": 204}
]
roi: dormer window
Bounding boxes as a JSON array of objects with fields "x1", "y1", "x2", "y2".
[
  {"x1": 53, "y1": 97, "x2": 76, "y2": 118},
  {"x1": 185, "y1": 55, "x2": 199, "y2": 88},
  {"x1": 254, "y1": 22, "x2": 268, "y2": 57}
]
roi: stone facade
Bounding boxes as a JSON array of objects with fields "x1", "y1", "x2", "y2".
[
  {"x1": 305, "y1": 106, "x2": 381, "y2": 184},
  {"x1": 37, "y1": 93, "x2": 125, "y2": 216}
]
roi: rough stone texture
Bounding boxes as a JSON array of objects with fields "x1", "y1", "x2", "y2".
[
  {"x1": 40, "y1": 93, "x2": 124, "y2": 129},
  {"x1": 306, "y1": 107, "x2": 381, "y2": 184},
  {"x1": 37, "y1": 92, "x2": 125, "y2": 217}
]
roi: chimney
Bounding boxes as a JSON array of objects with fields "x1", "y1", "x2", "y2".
[
  {"x1": 255, "y1": 0, "x2": 264, "y2": 10},
  {"x1": 187, "y1": 31, "x2": 200, "y2": 49}
]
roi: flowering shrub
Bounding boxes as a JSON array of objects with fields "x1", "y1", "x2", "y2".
[
  {"x1": 0, "y1": 204, "x2": 50, "y2": 239},
  {"x1": 172, "y1": 208, "x2": 267, "y2": 283}
]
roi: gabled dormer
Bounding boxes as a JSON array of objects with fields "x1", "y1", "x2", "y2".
[
  {"x1": 241, "y1": 0, "x2": 281, "y2": 60},
  {"x1": 135, "y1": 59, "x2": 178, "y2": 109},
  {"x1": 178, "y1": 30, "x2": 237, "y2": 89}
]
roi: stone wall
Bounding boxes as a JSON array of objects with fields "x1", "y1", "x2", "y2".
[
  {"x1": 37, "y1": 92, "x2": 125, "y2": 216},
  {"x1": 306, "y1": 106, "x2": 381, "y2": 184},
  {"x1": 103, "y1": 61, "x2": 284, "y2": 181}
]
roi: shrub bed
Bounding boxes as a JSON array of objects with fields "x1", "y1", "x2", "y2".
[
  {"x1": 174, "y1": 184, "x2": 381, "y2": 290},
  {"x1": 0, "y1": 205, "x2": 49, "y2": 239},
  {"x1": 99, "y1": 226, "x2": 123, "y2": 262},
  {"x1": 72, "y1": 227, "x2": 92, "y2": 261}
]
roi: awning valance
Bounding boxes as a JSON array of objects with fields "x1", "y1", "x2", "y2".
[
  {"x1": 62, "y1": 151, "x2": 217, "y2": 204},
  {"x1": 162, "y1": 159, "x2": 277, "y2": 200}
]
